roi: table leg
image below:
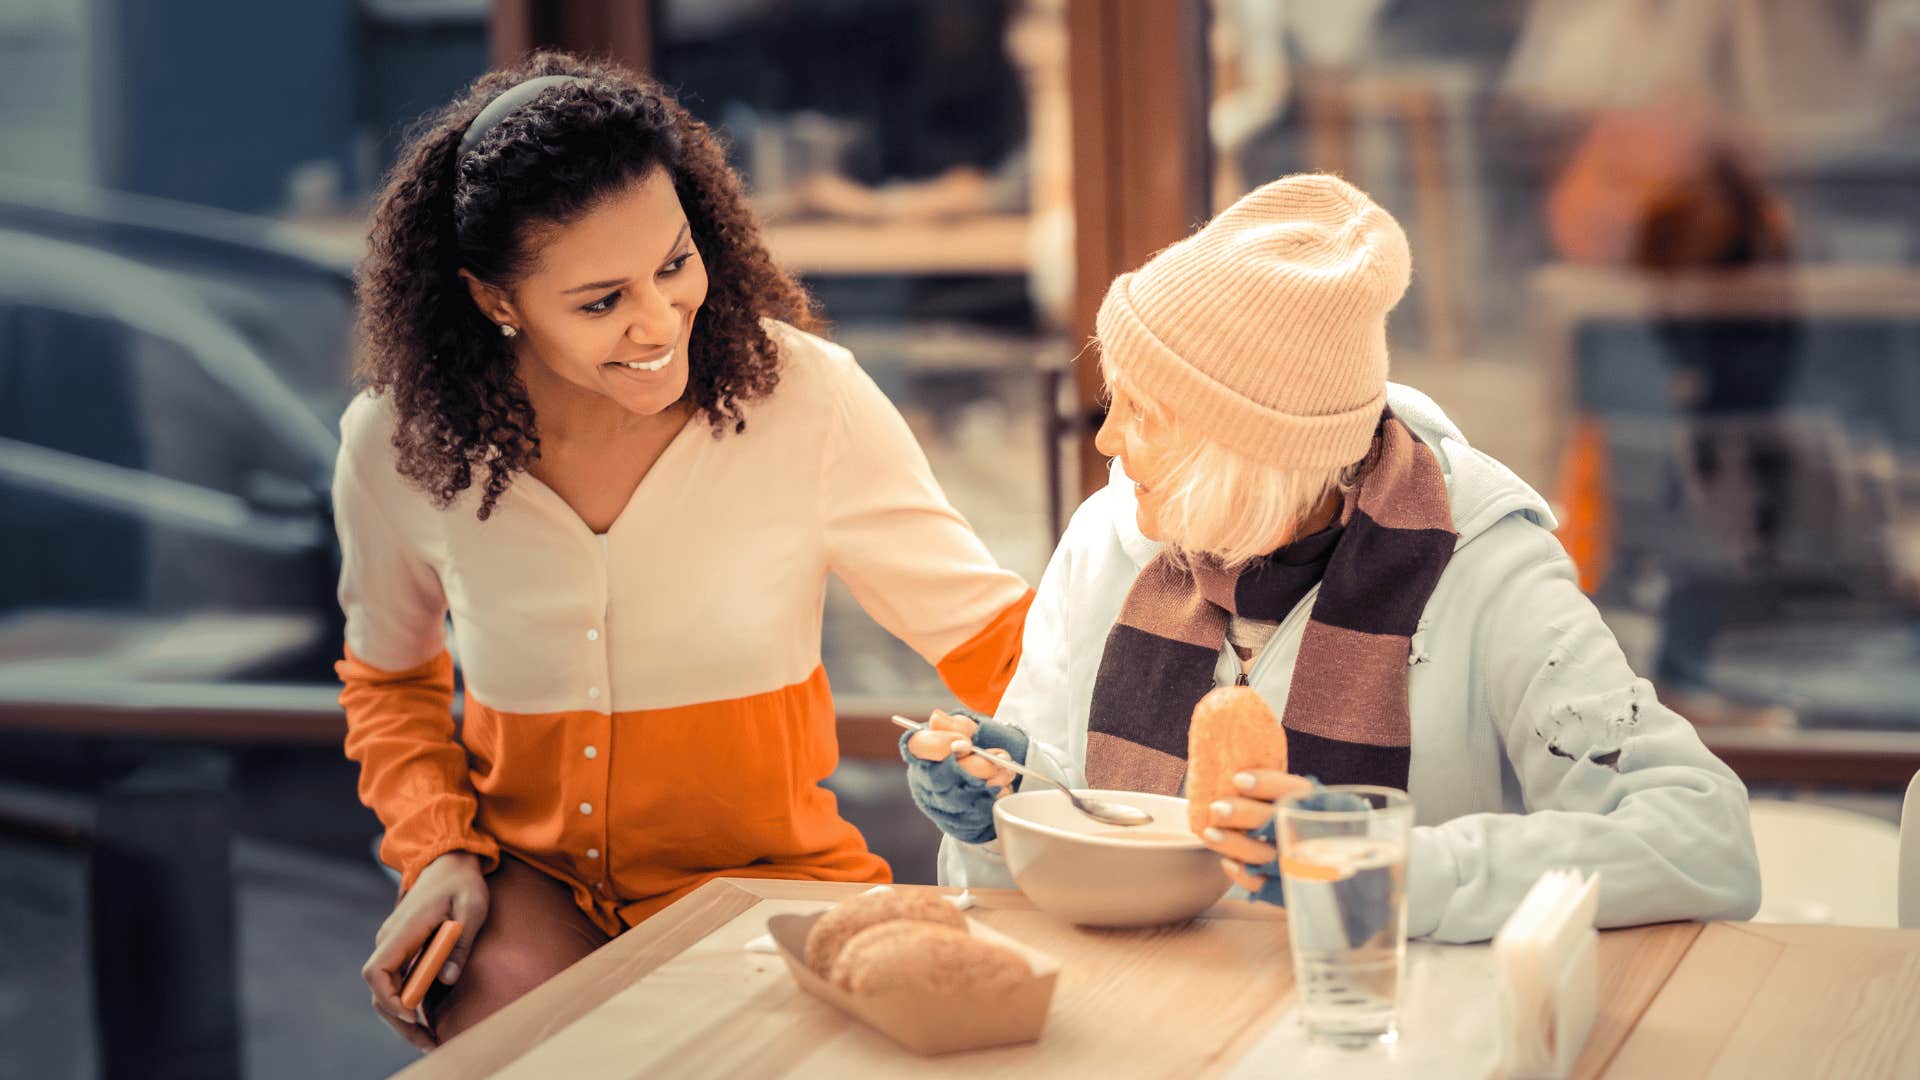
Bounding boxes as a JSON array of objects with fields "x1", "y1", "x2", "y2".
[{"x1": 90, "y1": 749, "x2": 240, "y2": 1080}]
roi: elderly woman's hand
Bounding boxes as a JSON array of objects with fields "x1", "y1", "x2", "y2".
[
  {"x1": 901, "y1": 709, "x2": 1030, "y2": 844},
  {"x1": 905, "y1": 710, "x2": 1019, "y2": 792},
  {"x1": 1200, "y1": 769, "x2": 1313, "y2": 894}
]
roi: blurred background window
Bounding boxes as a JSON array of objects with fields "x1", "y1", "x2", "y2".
[
  {"x1": 0, "y1": 4, "x2": 497, "y2": 1076},
  {"x1": 1207, "y1": 0, "x2": 1920, "y2": 744},
  {"x1": 0, "y1": 0, "x2": 485, "y2": 702}
]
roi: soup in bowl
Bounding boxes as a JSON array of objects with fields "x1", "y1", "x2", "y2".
[{"x1": 993, "y1": 788, "x2": 1230, "y2": 927}]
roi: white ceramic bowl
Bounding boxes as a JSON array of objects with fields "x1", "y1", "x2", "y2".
[{"x1": 993, "y1": 789, "x2": 1229, "y2": 927}]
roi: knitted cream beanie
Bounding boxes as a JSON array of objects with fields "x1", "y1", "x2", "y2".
[{"x1": 1096, "y1": 173, "x2": 1412, "y2": 469}]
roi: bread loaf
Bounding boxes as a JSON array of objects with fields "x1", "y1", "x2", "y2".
[
  {"x1": 828, "y1": 921, "x2": 1032, "y2": 996},
  {"x1": 801, "y1": 887, "x2": 967, "y2": 978},
  {"x1": 1185, "y1": 686, "x2": 1288, "y2": 835}
]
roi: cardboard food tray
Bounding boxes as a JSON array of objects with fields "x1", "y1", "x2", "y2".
[{"x1": 766, "y1": 909, "x2": 1060, "y2": 1056}]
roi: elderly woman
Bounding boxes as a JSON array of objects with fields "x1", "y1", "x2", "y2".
[{"x1": 903, "y1": 174, "x2": 1760, "y2": 943}]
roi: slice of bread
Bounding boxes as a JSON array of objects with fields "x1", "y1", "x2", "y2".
[
  {"x1": 802, "y1": 887, "x2": 967, "y2": 977},
  {"x1": 1185, "y1": 686, "x2": 1288, "y2": 835}
]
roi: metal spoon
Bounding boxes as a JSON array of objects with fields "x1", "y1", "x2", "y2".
[{"x1": 891, "y1": 715, "x2": 1154, "y2": 828}]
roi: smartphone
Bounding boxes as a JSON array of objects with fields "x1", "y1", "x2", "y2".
[{"x1": 399, "y1": 919, "x2": 464, "y2": 1012}]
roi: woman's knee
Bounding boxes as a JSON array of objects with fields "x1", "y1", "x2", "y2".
[
  {"x1": 472, "y1": 929, "x2": 585, "y2": 995},
  {"x1": 424, "y1": 856, "x2": 610, "y2": 1041},
  {"x1": 431, "y1": 933, "x2": 580, "y2": 1039}
]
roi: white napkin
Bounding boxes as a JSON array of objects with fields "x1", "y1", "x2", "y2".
[{"x1": 1493, "y1": 869, "x2": 1601, "y2": 1078}]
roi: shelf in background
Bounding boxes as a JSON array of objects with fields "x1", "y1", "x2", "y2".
[
  {"x1": 1698, "y1": 725, "x2": 1920, "y2": 788},
  {"x1": 759, "y1": 212, "x2": 1031, "y2": 276},
  {"x1": 280, "y1": 210, "x2": 1037, "y2": 278}
]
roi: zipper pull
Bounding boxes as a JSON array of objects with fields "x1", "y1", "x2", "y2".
[{"x1": 1236, "y1": 671, "x2": 1251, "y2": 687}]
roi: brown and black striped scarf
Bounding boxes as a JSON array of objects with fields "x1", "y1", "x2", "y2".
[{"x1": 1085, "y1": 412, "x2": 1456, "y2": 794}]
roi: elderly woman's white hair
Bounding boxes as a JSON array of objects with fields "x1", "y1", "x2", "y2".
[
  {"x1": 1090, "y1": 174, "x2": 1408, "y2": 568},
  {"x1": 1100, "y1": 350, "x2": 1361, "y2": 569}
]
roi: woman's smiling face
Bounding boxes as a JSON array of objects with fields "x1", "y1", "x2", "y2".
[{"x1": 467, "y1": 167, "x2": 710, "y2": 418}]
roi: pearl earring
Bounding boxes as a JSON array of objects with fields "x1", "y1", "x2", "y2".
[{"x1": 499, "y1": 324, "x2": 517, "y2": 338}]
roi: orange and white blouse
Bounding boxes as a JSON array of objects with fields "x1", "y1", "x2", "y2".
[{"x1": 333, "y1": 321, "x2": 1033, "y2": 933}]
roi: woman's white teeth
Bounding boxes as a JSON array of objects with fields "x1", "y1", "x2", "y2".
[{"x1": 624, "y1": 352, "x2": 672, "y2": 372}]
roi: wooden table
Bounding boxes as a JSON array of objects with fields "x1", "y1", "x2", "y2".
[{"x1": 395, "y1": 880, "x2": 1920, "y2": 1079}]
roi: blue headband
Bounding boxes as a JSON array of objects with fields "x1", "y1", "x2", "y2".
[{"x1": 459, "y1": 75, "x2": 589, "y2": 157}]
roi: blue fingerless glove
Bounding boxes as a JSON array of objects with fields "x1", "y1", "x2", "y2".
[
  {"x1": 1244, "y1": 816, "x2": 1288, "y2": 906},
  {"x1": 1241, "y1": 780, "x2": 1371, "y2": 909},
  {"x1": 901, "y1": 713, "x2": 1031, "y2": 845}
]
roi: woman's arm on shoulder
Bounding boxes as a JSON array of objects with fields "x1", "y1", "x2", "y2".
[{"x1": 817, "y1": 348, "x2": 1032, "y2": 713}]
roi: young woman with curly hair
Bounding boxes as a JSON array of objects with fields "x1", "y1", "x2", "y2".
[{"x1": 337, "y1": 52, "x2": 1033, "y2": 1048}]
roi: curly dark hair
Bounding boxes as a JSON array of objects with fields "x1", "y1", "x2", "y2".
[{"x1": 356, "y1": 51, "x2": 819, "y2": 519}]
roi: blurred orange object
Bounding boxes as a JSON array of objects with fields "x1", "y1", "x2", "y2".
[
  {"x1": 1545, "y1": 108, "x2": 1795, "y2": 596},
  {"x1": 1556, "y1": 414, "x2": 1614, "y2": 595},
  {"x1": 1546, "y1": 109, "x2": 1791, "y2": 269},
  {"x1": 1278, "y1": 855, "x2": 1349, "y2": 883}
]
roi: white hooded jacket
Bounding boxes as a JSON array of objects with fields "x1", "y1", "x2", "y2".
[{"x1": 938, "y1": 384, "x2": 1762, "y2": 943}]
